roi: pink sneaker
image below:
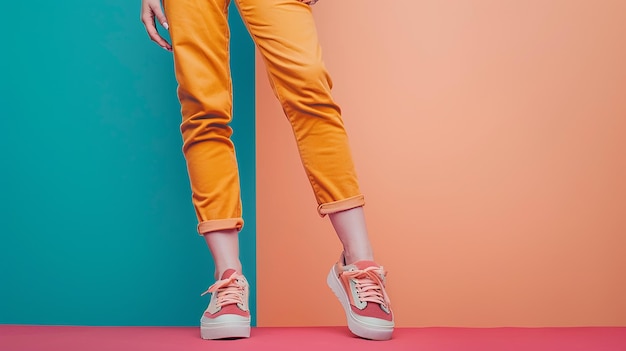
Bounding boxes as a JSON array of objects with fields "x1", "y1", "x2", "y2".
[
  {"x1": 327, "y1": 256, "x2": 394, "y2": 340},
  {"x1": 200, "y1": 269, "x2": 251, "y2": 339}
]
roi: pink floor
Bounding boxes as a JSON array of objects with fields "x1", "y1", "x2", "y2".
[{"x1": 1, "y1": 326, "x2": 625, "y2": 351}]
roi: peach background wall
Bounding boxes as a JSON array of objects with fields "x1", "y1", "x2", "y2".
[{"x1": 256, "y1": 0, "x2": 626, "y2": 327}]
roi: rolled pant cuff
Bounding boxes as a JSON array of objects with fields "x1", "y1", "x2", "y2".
[
  {"x1": 317, "y1": 194, "x2": 365, "y2": 216},
  {"x1": 197, "y1": 218, "x2": 244, "y2": 235}
]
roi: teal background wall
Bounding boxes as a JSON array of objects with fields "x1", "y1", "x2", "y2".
[{"x1": 0, "y1": 1, "x2": 256, "y2": 326}]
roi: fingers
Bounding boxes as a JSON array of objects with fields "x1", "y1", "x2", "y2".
[
  {"x1": 140, "y1": 1, "x2": 172, "y2": 51},
  {"x1": 152, "y1": 6, "x2": 169, "y2": 31}
]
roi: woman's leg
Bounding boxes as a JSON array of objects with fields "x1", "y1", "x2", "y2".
[
  {"x1": 165, "y1": 0, "x2": 250, "y2": 340},
  {"x1": 234, "y1": 0, "x2": 393, "y2": 339}
]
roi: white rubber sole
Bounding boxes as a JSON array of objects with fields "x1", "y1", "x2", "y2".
[
  {"x1": 200, "y1": 316, "x2": 251, "y2": 340},
  {"x1": 327, "y1": 266, "x2": 394, "y2": 341}
]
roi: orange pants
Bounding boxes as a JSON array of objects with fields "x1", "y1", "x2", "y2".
[{"x1": 165, "y1": 0, "x2": 364, "y2": 235}]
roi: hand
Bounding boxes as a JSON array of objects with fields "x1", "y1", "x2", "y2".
[{"x1": 140, "y1": 0, "x2": 172, "y2": 51}]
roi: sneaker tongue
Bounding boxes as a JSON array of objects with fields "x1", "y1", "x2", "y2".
[
  {"x1": 221, "y1": 269, "x2": 237, "y2": 280},
  {"x1": 352, "y1": 260, "x2": 380, "y2": 270}
]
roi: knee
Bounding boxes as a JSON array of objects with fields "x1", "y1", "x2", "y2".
[
  {"x1": 180, "y1": 112, "x2": 233, "y2": 152},
  {"x1": 179, "y1": 88, "x2": 233, "y2": 127},
  {"x1": 285, "y1": 59, "x2": 333, "y2": 91}
]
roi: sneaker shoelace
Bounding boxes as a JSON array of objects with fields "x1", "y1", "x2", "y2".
[
  {"x1": 201, "y1": 274, "x2": 245, "y2": 308},
  {"x1": 343, "y1": 266, "x2": 391, "y2": 308}
]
